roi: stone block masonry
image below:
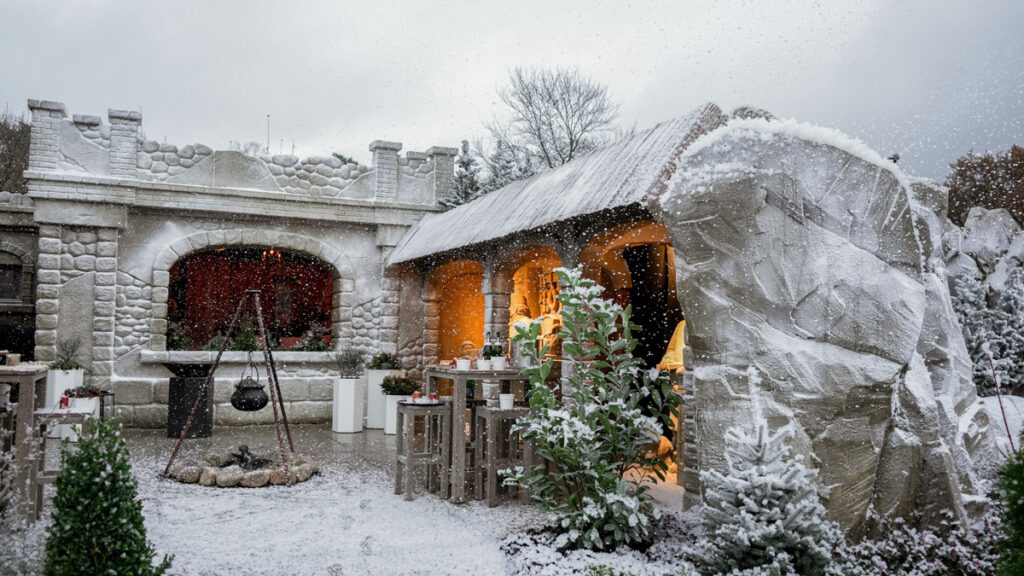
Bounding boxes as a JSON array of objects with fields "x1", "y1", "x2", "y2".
[{"x1": 370, "y1": 140, "x2": 401, "y2": 201}]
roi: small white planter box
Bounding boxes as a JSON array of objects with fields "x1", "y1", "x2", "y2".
[
  {"x1": 63, "y1": 396, "x2": 100, "y2": 442},
  {"x1": 332, "y1": 378, "x2": 364, "y2": 433},
  {"x1": 365, "y1": 369, "x2": 404, "y2": 429},
  {"x1": 384, "y1": 395, "x2": 412, "y2": 435},
  {"x1": 46, "y1": 369, "x2": 84, "y2": 438}
]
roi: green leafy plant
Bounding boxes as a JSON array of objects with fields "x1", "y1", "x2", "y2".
[
  {"x1": 368, "y1": 352, "x2": 400, "y2": 370},
  {"x1": 48, "y1": 338, "x2": 83, "y2": 372},
  {"x1": 64, "y1": 384, "x2": 102, "y2": 398},
  {"x1": 165, "y1": 320, "x2": 194, "y2": 351},
  {"x1": 203, "y1": 330, "x2": 229, "y2": 351},
  {"x1": 298, "y1": 322, "x2": 330, "y2": 351},
  {"x1": 44, "y1": 417, "x2": 172, "y2": 576},
  {"x1": 380, "y1": 376, "x2": 420, "y2": 396},
  {"x1": 506, "y1": 266, "x2": 681, "y2": 551},
  {"x1": 1000, "y1": 436, "x2": 1024, "y2": 575},
  {"x1": 229, "y1": 318, "x2": 258, "y2": 351},
  {"x1": 336, "y1": 348, "x2": 365, "y2": 378}
]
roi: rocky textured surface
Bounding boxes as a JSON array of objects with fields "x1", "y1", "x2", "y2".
[
  {"x1": 944, "y1": 206, "x2": 1024, "y2": 298},
  {"x1": 651, "y1": 119, "x2": 996, "y2": 536}
]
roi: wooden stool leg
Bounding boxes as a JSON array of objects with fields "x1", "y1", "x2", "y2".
[
  {"x1": 440, "y1": 409, "x2": 451, "y2": 500},
  {"x1": 404, "y1": 412, "x2": 415, "y2": 501},
  {"x1": 427, "y1": 413, "x2": 438, "y2": 493},
  {"x1": 486, "y1": 417, "x2": 499, "y2": 507},
  {"x1": 394, "y1": 410, "x2": 404, "y2": 495},
  {"x1": 474, "y1": 414, "x2": 485, "y2": 501}
]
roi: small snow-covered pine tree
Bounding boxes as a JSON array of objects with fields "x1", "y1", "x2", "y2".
[
  {"x1": 44, "y1": 417, "x2": 172, "y2": 576},
  {"x1": 952, "y1": 274, "x2": 1001, "y2": 395},
  {"x1": 699, "y1": 423, "x2": 840, "y2": 576},
  {"x1": 439, "y1": 140, "x2": 483, "y2": 210},
  {"x1": 991, "y1": 268, "x2": 1024, "y2": 395}
]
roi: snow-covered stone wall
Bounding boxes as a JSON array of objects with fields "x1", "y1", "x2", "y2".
[
  {"x1": 650, "y1": 118, "x2": 997, "y2": 536},
  {"x1": 24, "y1": 99, "x2": 450, "y2": 428}
]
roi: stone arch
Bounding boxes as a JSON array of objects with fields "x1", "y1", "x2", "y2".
[
  {"x1": 0, "y1": 241, "x2": 35, "y2": 267},
  {"x1": 490, "y1": 245, "x2": 564, "y2": 344},
  {"x1": 149, "y1": 229, "x2": 355, "y2": 351},
  {"x1": 422, "y1": 258, "x2": 485, "y2": 365},
  {"x1": 0, "y1": 241, "x2": 36, "y2": 308}
]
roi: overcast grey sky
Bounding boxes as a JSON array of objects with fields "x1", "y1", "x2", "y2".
[{"x1": 1, "y1": 0, "x2": 1021, "y2": 179}]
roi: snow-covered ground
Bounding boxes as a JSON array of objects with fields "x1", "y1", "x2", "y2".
[{"x1": 123, "y1": 425, "x2": 692, "y2": 576}]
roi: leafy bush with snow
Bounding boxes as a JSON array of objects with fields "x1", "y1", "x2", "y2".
[
  {"x1": 832, "y1": 510, "x2": 1002, "y2": 576},
  {"x1": 698, "y1": 423, "x2": 841, "y2": 576},
  {"x1": 952, "y1": 269, "x2": 1024, "y2": 396},
  {"x1": 44, "y1": 417, "x2": 172, "y2": 576},
  {"x1": 1000, "y1": 439, "x2": 1024, "y2": 575},
  {"x1": 506, "y1": 266, "x2": 681, "y2": 551}
]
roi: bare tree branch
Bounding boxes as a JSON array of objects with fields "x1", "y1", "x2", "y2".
[{"x1": 494, "y1": 67, "x2": 619, "y2": 170}]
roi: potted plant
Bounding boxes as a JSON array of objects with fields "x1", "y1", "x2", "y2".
[
  {"x1": 381, "y1": 376, "x2": 420, "y2": 435},
  {"x1": 46, "y1": 338, "x2": 86, "y2": 438},
  {"x1": 365, "y1": 352, "x2": 403, "y2": 429},
  {"x1": 483, "y1": 343, "x2": 505, "y2": 370},
  {"x1": 332, "y1": 348, "x2": 365, "y2": 433},
  {"x1": 62, "y1": 383, "x2": 103, "y2": 441}
]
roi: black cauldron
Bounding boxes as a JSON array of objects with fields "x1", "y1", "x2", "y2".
[{"x1": 232, "y1": 376, "x2": 269, "y2": 411}]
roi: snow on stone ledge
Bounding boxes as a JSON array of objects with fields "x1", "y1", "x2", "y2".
[{"x1": 678, "y1": 117, "x2": 913, "y2": 194}]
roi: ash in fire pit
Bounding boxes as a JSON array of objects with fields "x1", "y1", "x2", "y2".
[{"x1": 169, "y1": 446, "x2": 319, "y2": 488}]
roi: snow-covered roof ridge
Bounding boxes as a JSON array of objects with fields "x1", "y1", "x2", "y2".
[{"x1": 388, "y1": 103, "x2": 728, "y2": 264}]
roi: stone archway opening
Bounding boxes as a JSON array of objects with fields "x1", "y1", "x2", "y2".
[
  {"x1": 427, "y1": 259, "x2": 485, "y2": 363},
  {"x1": 167, "y1": 246, "x2": 334, "y2": 350},
  {"x1": 496, "y1": 246, "x2": 564, "y2": 381},
  {"x1": 581, "y1": 220, "x2": 686, "y2": 481}
]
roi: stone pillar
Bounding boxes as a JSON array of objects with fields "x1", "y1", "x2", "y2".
[
  {"x1": 34, "y1": 224, "x2": 63, "y2": 362},
  {"x1": 27, "y1": 99, "x2": 66, "y2": 172},
  {"x1": 376, "y1": 225, "x2": 407, "y2": 356},
  {"x1": 369, "y1": 140, "x2": 402, "y2": 201},
  {"x1": 427, "y1": 146, "x2": 458, "y2": 205},
  {"x1": 90, "y1": 227, "x2": 119, "y2": 390},
  {"x1": 107, "y1": 109, "x2": 141, "y2": 177}
]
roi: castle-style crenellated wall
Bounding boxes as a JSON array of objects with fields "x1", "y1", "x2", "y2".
[{"x1": 21, "y1": 99, "x2": 456, "y2": 428}]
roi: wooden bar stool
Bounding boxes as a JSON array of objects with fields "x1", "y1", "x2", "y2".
[
  {"x1": 31, "y1": 407, "x2": 92, "y2": 518},
  {"x1": 394, "y1": 401, "x2": 450, "y2": 501},
  {"x1": 473, "y1": 405, "x2": 530, "y2": 506}
]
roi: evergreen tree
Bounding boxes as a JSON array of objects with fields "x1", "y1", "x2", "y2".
[
  {"x1": 700, "y1": 423, "x2": 840, "y2": 576},
  {"x1": 45, "y1": 417, "x2": 172, "y2": 576},
  {"x1": 991, "y1": 269, "x2": 1024, "y2": 395},
  {"x1": 439, "y1": 140, "x2": 482, "y2": 209},
  {"x1": 952, "y1": 274, "x2": 1000, "y2": 395},
  {"x1": 508, "y1": 266, "x2": 680, "y2": 551},
  {"x1": 952, "y1": 270, "x2": 1024, "y2": 396},
  {"x1": 481, "y1": 137, "x2": 533, "y2": 192},
  {"x1": 1000, "y1": 434, "x2": 1024, "y2": 575}
]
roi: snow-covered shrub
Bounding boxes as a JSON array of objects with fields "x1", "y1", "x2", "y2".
[
  {"x1": 952, "y1": 269, "x2": 1024, "y2": 396},
  {"x1": 698, "y1": 424, "x2": 841, "y2": 576},
  {"x1": 506, "y1": 266, "x2": 681, "y2": 551},
  {"x1": 832, "y1": 510, "x2": 1002, "y2": 576},
  {"x1": 1000, "y1": 438, "x2": 1024, "y2": 575},
  {"x1": 44, "y1": 417, "x2": 172, "y2": 576}
]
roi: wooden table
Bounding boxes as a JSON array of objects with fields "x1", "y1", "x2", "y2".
[
  {"x1": 0, "y1": 364, "x2": 48, "y2": 520},
  {"x1": 423, "y1": 366, "x2": 530, "y2": 503}
]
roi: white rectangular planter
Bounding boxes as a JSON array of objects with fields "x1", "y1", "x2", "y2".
[
  {"x1": 46, "y1": 369, "x2": 84, "y2": 438},
  {"x1": 384, "y1": 395, "x2": 412, "y2": 435},
  {"x1": 332, "y1": 378, "x2": 364, "y2": 433},
  {"x1": 62, "y1": 396, "x2": 100, "y2": 442},
  {"x1": 365, "y1": 369, "x2": 404, "y2": 429}
]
